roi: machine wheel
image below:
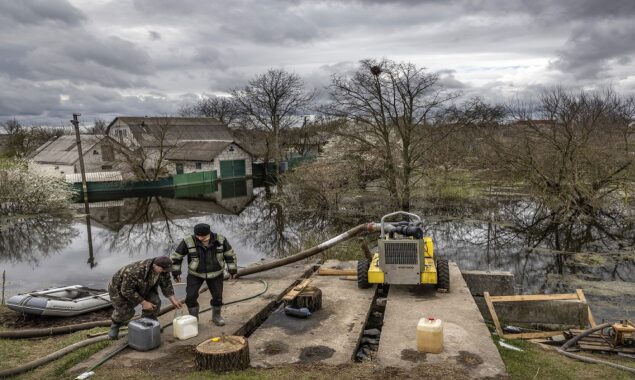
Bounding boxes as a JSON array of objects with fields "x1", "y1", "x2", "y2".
[
  {"x1": 357, "y1": 260, "x2": 371, "y2": 289},
  {"x1": 436, "y1": 259, "x2": 450, "y2": 291}
]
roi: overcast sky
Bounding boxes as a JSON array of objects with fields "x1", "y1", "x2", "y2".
[{"x1": 1, "y1": 0, "x2": 634, "y2": 126}]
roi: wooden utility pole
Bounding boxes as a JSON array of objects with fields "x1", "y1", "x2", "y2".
[{"x1": 70, "y1": 113, "x2": 89, "y2": 204}]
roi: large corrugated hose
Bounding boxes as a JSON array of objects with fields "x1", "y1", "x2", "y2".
[{"x1": 557, "y1": 322, "x2": 635, "y2": 374}]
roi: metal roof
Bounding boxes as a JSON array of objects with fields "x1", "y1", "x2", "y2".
[
  {"x1": 107, "y1": 117, "x2": 234, "y2": 146},
  {"x1": 65, "y1": 171, "x2": 123, "y2": 183},
  {"x1": 30, "y1": 135, "x2": 103, "y2": 165}
]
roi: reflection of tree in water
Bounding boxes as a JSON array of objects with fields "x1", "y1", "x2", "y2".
[
  {"x1": 426, "y1": 199, "x2": 635, "y2": 293},
  {"x1": 94, "y1": 196, "x2": 191, "y2": 257},
  {"x1": 0, "y1": 214, "x2": 77, "y2": 265}
]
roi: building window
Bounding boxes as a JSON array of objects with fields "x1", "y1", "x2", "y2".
[
  {"x1": 229, "y1": 145, "x2": 235, "y2": 152},
  {"x1": 195, "y1": 162, "x2": 202, "y2": 169},
  {"x1": 101, "y1": 165, "x2": 113, "y2": 170},
  {"x1": 93, "y1": 150, "x2": 99, "y2": 155}
]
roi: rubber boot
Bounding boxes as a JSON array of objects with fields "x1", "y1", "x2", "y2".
[
  {"x1": 188, "y1": 306, "x2": 200, "y2": 319},
  {"x1": 108, "y1": 323, "x2": 121, "y2": 340},
  {"x1": 212, "y1": 306, "x2": 225, "y2": 326}
]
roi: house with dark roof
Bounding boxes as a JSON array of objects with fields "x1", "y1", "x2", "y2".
[
  {"x1": 29, "y1": 135, "x2": 125, "y2": 178},
  {"x1": 106, "y1": 117, "x2": 252, "y2": 179}
]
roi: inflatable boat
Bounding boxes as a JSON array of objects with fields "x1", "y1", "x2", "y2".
[{"x1": 7, "y1": 285, "x2": 111, "y2": 317}]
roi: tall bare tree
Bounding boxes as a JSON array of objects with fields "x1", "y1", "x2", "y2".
[
  {"x1": 231, "y1": 69, "x2": 315, "y2": 177},
  {"x1": 178, "y1": 96, "x2": 240, "y2": 127},
  {"x1": 110, "y1": 117, "x2": 181, "y2": 180},
  {"x1": 485, "y1": 87, "x2": 635, "y2": 251},
  {"x1": 325, "y1": 59, "x2": 458, "y2": 210}
]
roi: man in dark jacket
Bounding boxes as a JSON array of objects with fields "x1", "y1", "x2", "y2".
[
  {"x1": 107, "y1": 256, "x2": 182, "y2": 339},
  {"x1": 170, "y1": 223, "x2": 237, "y2": 326}
]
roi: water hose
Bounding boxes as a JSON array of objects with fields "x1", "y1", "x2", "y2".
[
  {"x1": 0, "y1": 286, "x2": 211, "y2": 339},
  {"x1": 77, "y1": 279, "x2": 268, "y2": 379},
  {"x1": 0, "y1": 332, "x2": 127, "y2": 378},
  {"x1": 557, "y1": 322, "x2": 635, "y2": 374}
]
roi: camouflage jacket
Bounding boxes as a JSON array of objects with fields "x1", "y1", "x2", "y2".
[{"x1": 110, "y1": 258, "x2": 175, "y2": 305}]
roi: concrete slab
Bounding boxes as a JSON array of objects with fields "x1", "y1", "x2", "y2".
[
  {"x1": 462, "y1": 270, "x2": 515, "y2": 296},
  {"x1": 376, "y1": 262, "x2": 506, "y2": 379},
  {"x1": 70, "y1": 262, "x2": 315, "y2": 374},
  {"x1": 249, "y1": 260, "x2": 375, "y2": 367}
]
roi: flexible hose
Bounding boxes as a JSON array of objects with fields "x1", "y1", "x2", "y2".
[
  {"x1": 0, "y1": 332, "x2": 126, "y2": 378},
  {"x1": 0, "y1": 287, "x2": 210, "y2": 339},
  {"x1": 0, "y1": 280, "x2": 269, "y2": 378},
  {"x1": 557, "y1": 323, "x2": 635, "y2": 374}
]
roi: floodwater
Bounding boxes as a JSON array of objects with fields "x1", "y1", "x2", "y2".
[{"x1": 0, "y1": 182, "x2": 633, "y2": 321}]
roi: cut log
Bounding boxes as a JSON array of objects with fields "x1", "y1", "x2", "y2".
[
  {"x1": 195, "y1": 336, "x2": 250, "y2": 372},
  {"x1": 281, "y1": 278, "x2": 312, "y2": 303},
  {"x1": 292, "y1": 286, "x2": 322, "y2": 312}
]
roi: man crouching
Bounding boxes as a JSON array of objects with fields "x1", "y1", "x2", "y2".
[{"x1": 107, "y1": 256, "x2": 182, "y2": 339}]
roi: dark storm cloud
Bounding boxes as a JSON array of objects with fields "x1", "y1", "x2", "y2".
[
  {"x1": 0, "y1": 0, "x2": 85, "y2": 26},
  {"x1": 1, "y1": 0, "x2": 633, "y2": 124},
  {"x1": 551, "y1": 21, "x2": 635, "y2": 80}
]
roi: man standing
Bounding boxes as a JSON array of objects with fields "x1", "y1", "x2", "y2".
[
  {"x1": 107, "y1": 256, "x2": 182, "y2": 339},
  {"x1": 171, "y1": 223, "x2": 238, "y2": 326}
]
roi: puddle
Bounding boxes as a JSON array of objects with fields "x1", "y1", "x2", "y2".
[
  {"x1": 298, "y1": 345, "x2": 335, "y2": 363},
  {"x1": 455, "y1": 350, "x2": 483, "y2": 368},
  {"x1": 261, "y1": 340, "x2": 289, "y2": 355},
  {"x1": 400, "y1": 348, "x2": 427, "y2": 363}
]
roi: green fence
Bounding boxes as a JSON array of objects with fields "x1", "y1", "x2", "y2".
[{"x1": 72, "y1": 170, "x2": 217, "y2": 195}]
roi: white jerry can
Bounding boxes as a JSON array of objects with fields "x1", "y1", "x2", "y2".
[
  {"x1": 173, "y1": 314, "x2": 199, "y2": 340},
  {"x1": 416, "y1": 317, "x2": 444, "y2": 353}
]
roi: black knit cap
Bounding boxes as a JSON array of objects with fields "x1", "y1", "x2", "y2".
[
  {"x1": 154, "y1": 256, "x2": 173, "y2": 269},
  {"x1": 194, "y1": 223, "x2": 211, "y2": 236}
]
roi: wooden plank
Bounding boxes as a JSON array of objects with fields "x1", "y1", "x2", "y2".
[
  {"x1": 575, "y1": 288, "x2": 597, "y2": 327},
  {"x1": 489, "y1": 293, "x2": 579, "y2": 302},
  {"x1": 317, "y1": 268, "x2": 357, "y2": 276},
  {"x1": 503, "y1": 331, "x2": 564, "y2": 340},
  {"x1": 484, "y1": 292, "x2": 504, "y2": 337},
  {"x1": 281, "y1": 278, "x2": 312, "y2": 302}
]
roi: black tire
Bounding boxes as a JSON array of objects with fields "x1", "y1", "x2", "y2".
[
  {"x1": 436, "y1": 259, "x2": 450, "y2": 291},
  {"x1": 357, "y1": 260, "x2": 371, "y2": 289}
]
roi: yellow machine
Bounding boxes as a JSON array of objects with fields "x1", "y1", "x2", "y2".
[
  {"x1": 357, "y1": 212, "x2": 450, "y2": 290},
  {"x1": 611, "y1": 321, "x2": 635, "y2": 347}
]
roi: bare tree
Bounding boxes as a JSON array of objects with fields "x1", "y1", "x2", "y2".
[
  {"x1": 324, "y1": 59, "x2": 458, "y2": 210},
  {"x1": 231, "y1": 69, "x2": 315, "y2": 177},
  {"x1": 110, "y1": 117, "x2": 182, "y2": 180},
  {"x1": 484, "y1": 87, "x2": 635, "y2": 252},
  {"x1": 178, "y1": 96, "x2": 240, "y2": 128},
  {"x1": 87, "y1": 118, "x2": 108, "y2": 135}
]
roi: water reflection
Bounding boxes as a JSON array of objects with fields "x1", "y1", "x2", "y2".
[
  {"x1": 0, "y1": 179, "x2": 262, "y2": 294},
  {"x1": 0, "y1": 214, "x2": 78, "y2": 265}
]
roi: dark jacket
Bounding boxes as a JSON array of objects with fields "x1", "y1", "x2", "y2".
[
  {"x1": 171, "y1": 233, "x2": 237, "y2": 279},
  {"x1": 110, "y1": 258, "x2": 175, "y2": 304}
]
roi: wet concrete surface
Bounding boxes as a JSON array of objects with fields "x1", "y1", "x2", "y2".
[
  {"x1": 376, "y1": 262, "x2": 506, "y2": 379},
  {"x1": 249, "y1": 260, "x2": 375, "y2": 367},
  {"x1": 69, "y1": 262, "x2": 315, "y2": 375}
]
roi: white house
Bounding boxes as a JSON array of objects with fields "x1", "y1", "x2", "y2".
[
  {"x1": 105, "y1": 116, "x2": 252, "y2": 179},
  {"x1": 29, "y1": 135, "x2": 123, "y2": 178}
]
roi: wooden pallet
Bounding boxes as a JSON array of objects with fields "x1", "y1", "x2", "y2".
[
  {"x1": 568, "y1": 329, "x2": 635, "y2": 354},
  {"x1": 484, "y1": 289, "x2": 596, "y2": 340}
]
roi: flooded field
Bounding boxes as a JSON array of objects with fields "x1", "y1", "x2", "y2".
[{"x1": 0, "y1": 181, "x2": 633, "y2": 322}]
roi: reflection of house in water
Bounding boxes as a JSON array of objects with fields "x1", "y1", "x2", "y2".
[{"x1": 80, "y1": 179, "x2": 254, "y2": 231}]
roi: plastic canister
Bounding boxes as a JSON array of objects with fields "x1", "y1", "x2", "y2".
[
  {"x1": 128, "y1": 318, "x2": 161, "y2": 351},
  {"x1": 416, "y1": 317, "x2": 443, "y2": 353},
  {"x1": 173, "y1": 314, "x2": 199, "y2": 340}
]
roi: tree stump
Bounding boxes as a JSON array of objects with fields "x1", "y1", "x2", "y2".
[
  {"x1": 194, "y1": 336, "x2": 250, "y2": 372},
  {"x1": 292, "y1": 286, "x2": 322, "y2": 312}
]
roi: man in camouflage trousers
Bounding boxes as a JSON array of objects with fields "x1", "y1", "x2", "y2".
[
  {"x1": 107, "y1": 256, "x2": 182, "y2": 339},
  {"x1": 171, "y1": 223, "x2": 238, "y2": 326}
]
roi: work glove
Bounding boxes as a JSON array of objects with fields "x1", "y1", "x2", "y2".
[{"x1": 172, "y1": 271, "x2": 182, "y2": 281}]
